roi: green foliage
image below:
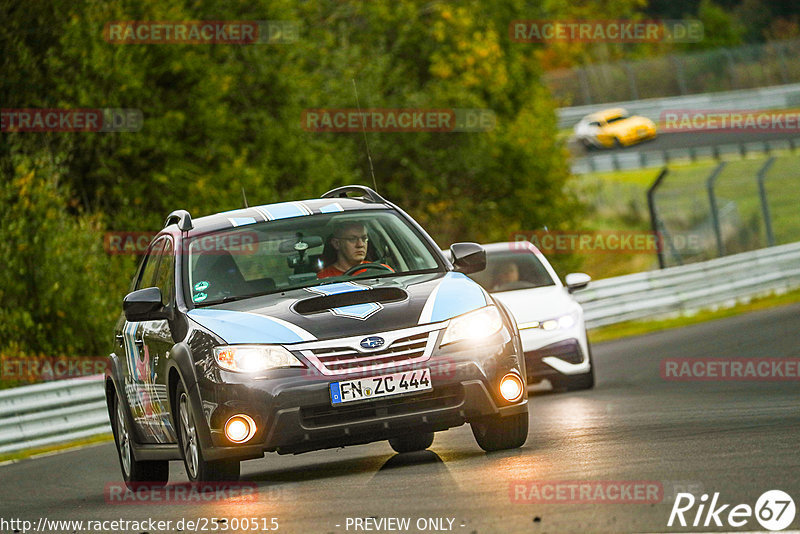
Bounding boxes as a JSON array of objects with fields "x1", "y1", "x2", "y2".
[
  {"x1": 1, "y1": 0, "x2": 584, "y2": 364},
  {"x1": 692, "y1": 0, "x2": 746, "y2": 49},
  {"x1": 0, "y1": 154, "x2": 135, "y2": 362}
]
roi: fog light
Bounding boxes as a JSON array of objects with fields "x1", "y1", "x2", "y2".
[
  {"x1": 225, "y1": 414, "x2": 256, "y2": 443},
  {"x1": 500, "y1": 373, "x2": 524, "y2": 402}
]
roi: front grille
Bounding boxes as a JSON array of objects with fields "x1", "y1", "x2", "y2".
[
  {"x1": 525, "y1": 339, "x2": 584, "y2": 376},
  {"x1": 307, "y1": 332, "x2": 430, "y2": 374},
  {"x1": 300, "y1": 384, "x2": 464, "y2": 427}
]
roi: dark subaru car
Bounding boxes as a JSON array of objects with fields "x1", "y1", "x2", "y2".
[{"x1": 106, "y1": 186, "x2": 528, "y2": 486}]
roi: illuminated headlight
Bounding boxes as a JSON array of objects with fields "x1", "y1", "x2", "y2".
[
  {"x1": 441, "y1": 306, "x2": 504, "y2": 346},
  {"x1": 213, "y1": 345, "x2": 304, "y2": 373},
  {"x1": 520, "y1": 311, "x2": 578, "y2": 331}
]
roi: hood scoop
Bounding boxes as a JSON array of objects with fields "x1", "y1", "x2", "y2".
[{"x1": 294, "y1": 287, "x2": 407, "y2": 315}]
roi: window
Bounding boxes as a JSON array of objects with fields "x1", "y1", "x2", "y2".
[
  {"x1": 468, "y1": 250, "x2": 556, "y2": 292},
  {"x1": 136, "y1": 238, "x2": 165, "y2": 291},
  {"x1": 187, "y1": 210, "x2": 442, "y2": 306},
  {"x1": 153, "y1": 239, "x2": 175, "y2": 306}
]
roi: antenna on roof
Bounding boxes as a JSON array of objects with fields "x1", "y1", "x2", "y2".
[
  {"x1": 352, "y1": 78, "x2": 378, "y2": 193},
  {"x1": 241, "y1": 187, "x2": 249, "y2": 209}
]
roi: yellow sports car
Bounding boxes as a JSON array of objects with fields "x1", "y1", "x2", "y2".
[{"x1": 574, "y1": 108, "x2": 657, "y2": 149}]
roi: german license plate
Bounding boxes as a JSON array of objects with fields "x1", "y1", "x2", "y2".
[{"x1": 330, "y1": 368, "x2": 432, "y2": 405}]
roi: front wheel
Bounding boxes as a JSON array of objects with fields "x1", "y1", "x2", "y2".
[
  {"x1": 551, "y1": 367, "x2": 595, "y2": 391},
  {"x1": 471, "y1": 412, "x2": 528, "y2": 452},
  {"x1": 176, "y1": 382, "x2": 240, "y2": 482},
  {"x1": 112, "y1": 392, "x2": 169, "y2": 490},
  {"x1": 389, "y1": 432, "x2": 435, "y2": 453}
]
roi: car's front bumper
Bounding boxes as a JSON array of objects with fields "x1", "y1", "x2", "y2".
[
  {"x1": 518, "y1": 325, "x2": 591, "y2": 381},
  {"x1": 193, "y1": 326, "x2": 527, "y2": 460}
]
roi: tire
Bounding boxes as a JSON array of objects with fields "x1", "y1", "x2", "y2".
[
  {"x1": 175, "y1": 382, "x2": 240, "y2": 482},
  {"x1": 112, "y1": 391, "x2": 169, "y2": 490},
  {"x1": 389, "y1": 432, "x2": 435, "y2": 453},
  {"x1": 551, "y1": 368, "x2": 595, "y2": 391},
  {"x1": 613, "y1": 137, "x2": 623, "y2": 148},
  {"x1": 471, "y1": 412, "x2": 528, "y2": 452}
]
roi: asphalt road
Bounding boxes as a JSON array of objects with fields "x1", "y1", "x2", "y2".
[
  {"x1": 571, "y1": 129, "x2": 800, "y2": 157},
  {"x1": 1, "y1": 303, "x2": 798, "y2": 534}
]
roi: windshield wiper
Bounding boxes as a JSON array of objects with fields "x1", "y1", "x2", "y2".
[{"x1": 196, "y1": 292, "x2": 272, "y2": 306}]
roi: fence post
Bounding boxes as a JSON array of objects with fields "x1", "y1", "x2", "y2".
[
  {"x1": 647, "y1": 167, "x2": 670, "y2": 269},
  {"x1": 623, "y1": 62, "x2": 639, "y2": 101},
  {"x1": 756, "y1": 156, "x2": 777, "y2": 247},
  {"x1": 706, "y1": 161, "x2": 728, "y2": 257},
  {"x1": 776, "y1": 44, "x2": 790, "y2": 85},
  {"x1": 722, "y1": 48, "x2": 737, "y2": 89},
  {"x1": 578, "y1": 68, "x2": 592, "y2": 106},
  {"x1": 670, "y1": 56, "x2": 688, "y2": 95}
]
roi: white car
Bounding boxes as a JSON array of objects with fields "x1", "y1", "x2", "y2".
[{"x1": 466, "y1": 241, "x2": 594, "y2": 391}]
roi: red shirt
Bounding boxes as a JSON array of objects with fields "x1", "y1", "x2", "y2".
[{"x1": 317, "y1": 262, "x2": 393, "y2": 279}]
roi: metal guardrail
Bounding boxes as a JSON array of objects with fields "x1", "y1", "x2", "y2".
[
  {"x1": 570, "y1": 137, "x2": 800, "y2": 175},
  {"x1": 574, "y1": 241, "x2": 800, "y2": 328},
  {"x1": 2, "y1": 241, "x2": 800, "y2": 455},
  {"x1": 0, "y1": 376, "x2": 109, "y2": 456},
  {"x1": 558, "y1": 82, "x2": 800, "y2": 130}
]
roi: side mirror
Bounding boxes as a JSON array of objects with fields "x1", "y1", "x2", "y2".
[
  {"x1": 449, "y1": 242, "x2": 486, "y2": 274},
  {"x1": 123, "y1": 287, "x2": 169, "y2": 322},
  {"x1": 565, "y1": 272, "x2": 591, "y2": 293}
]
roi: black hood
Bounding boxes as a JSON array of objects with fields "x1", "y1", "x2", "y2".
[{"x1": 186, "y1": 272, "x2": 491, "y2": 344}]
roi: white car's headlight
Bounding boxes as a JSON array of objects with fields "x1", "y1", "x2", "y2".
[
  {"x1": 520, "y1": 311, "x2": 579, "y2": 331},
  {"x1": 441, "y1": 306, "x2": 504, "y2": 346},
  {"x1": 213, "y1": 345, "x2": 304, "y2": 373},
  {"x1": 519, "y1": 311, "x2": 579, "y2": 332}
]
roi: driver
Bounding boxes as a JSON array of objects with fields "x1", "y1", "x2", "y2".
[
  {"x1": 492, "y1": 261, "x2": 519, "y2": 290},
  {"x1": 317, "y1": 221, "x2": 392, "y2": 279}
]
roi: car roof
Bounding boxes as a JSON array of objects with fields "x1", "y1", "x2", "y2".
[
  {"x1": 481, "y1": 241, "x2": 540, "y2": 253},
  {"x1": 186, "y1": 197, "x2": 392, "y2": 235},
  {"x1": 583, "y1": 107, "x2": 629, "y2": 121}
]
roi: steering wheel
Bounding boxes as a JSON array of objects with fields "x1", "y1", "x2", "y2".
[{"x1": 342, "y1": 262, "x2": 394, "y2": 277}]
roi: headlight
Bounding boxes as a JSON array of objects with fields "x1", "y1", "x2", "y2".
[
  {"x1": 213, "y1": 345, "x2": 304, "y2": 373},
  {"x1": 520, "y1": 311, "x2": 578, "y2": 331},
  {"x1": 441, "y1": 306, "x2": 504, "y2": 346}
]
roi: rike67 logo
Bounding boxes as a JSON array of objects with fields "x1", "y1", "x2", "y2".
[{"x1": 669, "y1": 489, "x2": 796, "y2": 531}]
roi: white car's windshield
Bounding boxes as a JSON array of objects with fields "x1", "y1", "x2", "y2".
[
  {"x1": 468, "y1": 250, "x2": 556, "y2": 292},
  {"x1": 187, "y1": 210, "x2": 441, "y2": 305}
]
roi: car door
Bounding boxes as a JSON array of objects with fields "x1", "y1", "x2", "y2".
[{"x1": 120, "y1": 237, "x2": 175, "y2": 444}]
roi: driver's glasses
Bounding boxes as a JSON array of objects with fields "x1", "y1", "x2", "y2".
[{"x1": 337, "y1": 235, "x2": 369, "y2": 245}]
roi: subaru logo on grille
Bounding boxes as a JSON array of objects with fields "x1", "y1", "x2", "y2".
[{"x1": 360, "y1": 336, "x2": 385, "y2": 350}]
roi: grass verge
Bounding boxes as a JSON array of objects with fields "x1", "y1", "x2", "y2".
[
  {"x1": 588, "y1": 287, "x2": 800, "y2": 343},
  {"x1": 0, "y1": 433, "x2": 113, "y2": 465}
]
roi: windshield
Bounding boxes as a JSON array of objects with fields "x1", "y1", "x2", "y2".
[
  {"x1": 605, "y1": 114, "x2": 629, "y2": 124},
  {"x1": 186, "y1": 210, "x2": 441, "y2": 305},
  {"x1": 467, "y1": 249, "x2": 556, "y2": 292}
]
